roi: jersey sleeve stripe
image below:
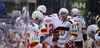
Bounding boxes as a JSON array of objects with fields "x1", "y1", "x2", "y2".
[
  {"x1": 82, "y1": 27, "x2": 86, "y2": 31},
  {"x1": 71, "y1": 33, "x2": 78, "y2": 38},
  {"x1": 30, "y1": 41, "x2": 39, "y2": 48},
  {"x1": 68, "y1": 20, "x2": 73, "y2": 24},
  {"x1": 41, "y1": 28, "x2": 47, "y2": 33},
  {"x1": 22, "y1": 41, "x2": 26, "y2": 47}
]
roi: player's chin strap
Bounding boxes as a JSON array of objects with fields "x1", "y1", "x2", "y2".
[{"x1": 40, "y1": 27, "x2": 70, "y2": 43}]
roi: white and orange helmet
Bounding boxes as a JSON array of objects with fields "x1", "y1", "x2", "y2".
[
  {"x1": 37, "y1": 5, "x2": 47, "y2": 13},
  {"x1": 71, "y1": 8, "x2": 80, "y2": 16},
  {"x1": 32, "y1": 11, "x2": 44, "y2": 21},
  {"x1": 87, "y1": 24, "x2": 99, "y2": 35},
  {"x1": 59, "y1": 8, "x2": 69, "y2": 16}
]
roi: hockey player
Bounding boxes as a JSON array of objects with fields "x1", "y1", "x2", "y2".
[
  {"x1": 15, "y1": 6, "x2": 29, "y2": 33},
  {"x1": 36, "y1": 5, "x2": 47, "y2": 38},
  {"x1": 86, "y1": 24, "x2": 100, "y2": 48},
  {"x1": 14, "y1": 6, "x2": 25, "y2": 33},
  {"x1": 18, "y1": 10, "x2": 30, "y2": 48},
  {"x1": 57, "y1": 8, "x2": 78, "y2": 48},
  {"x1": 15, "y1": 6, "x2": 29, "y2": 45},
  {"x1": 5, "y1": 26, "x2": 21, "y2": 48},
  {"x1": 26, "y1": 11, "x2": 54, "y2": 48},
  {"x1": 25, "y1": 11, "x2": 43, "y2": 48},
  {"x1": 71, "y1": 8, "x2": 86, "y2": 48},
  {"x1": 37, "y1": 5, "x2": 60, "y2": 46},
  {"x1": 37, "y1": 5, "x2": 54, "y2": 45},
  {"x1": 3, "y1": 16, "x2": 21, "y2": 48}
]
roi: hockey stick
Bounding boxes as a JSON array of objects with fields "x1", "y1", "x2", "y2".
[{"x1": 40, "y1": 27, "x2": 70, "y2": 43}]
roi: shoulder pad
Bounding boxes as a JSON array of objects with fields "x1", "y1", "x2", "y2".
[
  {"x1": 78, "y1": 17, "x2": 81, "y2": 18},
  {"x1": 68, "y1": 20, "x2": 73, "y2": 24},
  {"x1": 30, "y1": 23, "x2": 35, "y2": 27},
  {"x1": 18, "y1": 18, "x2": 22, "y2": 22},
  {"x1": 78, "y1": 17, "x2": 83, "y2": 19},
  {"x1": 48, "y1": 15, "x2": 52, "y2": 17}
]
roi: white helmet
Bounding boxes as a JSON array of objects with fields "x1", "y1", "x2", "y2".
[
  {"x1": 37, "y1": 5, "x2": 47, "y2": 13},
  {"x1": 87, "y1": 24, "x2": 99, "y2": 35},
  {"x1": 11, "y1": 10, "x2": 22, "y2": 18},
  {"x1": 32, "y1": 11, "x2": 44, "y2": 21},
  {"x1": 22, "y1": 6, "x2": 26, "y2": 13},
  {"x1": 71, "y1": 8, "x2": 79, "y2": 15},
  {"x1": 22, "y1": 6, "x2": 30, "y2": 20},
  {"x1": 59, "y1": 8, "x2": 69, "y2": 16}
]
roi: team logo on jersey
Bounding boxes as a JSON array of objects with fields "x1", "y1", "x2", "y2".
[
  {"x1": 71, "y1": 29, "x2": 77, "y2": 33},
  {"x1": 60, "y1": 30, "x2": 65, "y2": 36},
  {"x1": 32, "y1": 37, "x2": 40, "y2": 40},
  {"x1": 40, "y1": 25, "x2": 42, "y2": 28}
]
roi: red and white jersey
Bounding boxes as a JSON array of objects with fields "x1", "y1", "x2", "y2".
[
  {"x1": 41, "y1": 14, "x2": 60, "y2": 45},
  {"x1": 19, "y1": 23, "x2": 27, "y2": 48},
  {"x1": 27, "y1": 23, "x2": 41, "y2": 48},
  {"x1": 44, "y1": 15, "x2": 60, "y2": 34},
  {"x1": 71, "y1": 16, "x2": 86, "y2": 41},
  {"x1": 57, "y1": 19, "x2": 78, "y2": 47},
  {"x1": 50, "y1": 13, "x2": 61, "y2": 28},
  {"x1": 40, "y1": 22, "x2": 47, "y2": 36},
  {"x1": 9, "y1": 29, "x2": 21, "y2": 42},
  {"x1": 15, "y1": 17, "x2": 24, "y2": 26},
  {"x1": 8, "y1": 29, "x2": 21, "y2": 48},
  {"x1": 44, "y1": 16, "x2": 54, "y2": 34},
  {"x1": 67, "y1": 16, "x2": 72, "y2": 20},
  {"x1": 41, "y1": 16, "x2": 54, "y2": 45},
  {"x1": 15, "y1": 17, "x2": 24, "y2": 33},
  {"x1": 5, "y1": 28, "x2": 21, "y2": 48}
]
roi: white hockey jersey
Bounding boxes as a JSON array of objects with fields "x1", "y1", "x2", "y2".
[
  {"x1": 19, "y1": 23, "x2": 27, "y2": 48},
  {"x1": 67, "y1": 16, "x2": 72, "y2": 20},
  {"x1": 5, "y1": 28, "x2": 21, "y2": 48},
  {"x1": 57, "y1": 19, "x2": 78, "y2": 47},
  {"x1": 41, "y1": 16, "x2": 54, "y2": 45},
  {"x1": 15, "y1": 17, "x2": 24, "y2": 33},
  {"x1": 8, "y1": 29, "x2": 21, "y2": 48},
  {"x1": 71, "y1": 16, "x2": 86, "y2": 41},
  {"x1": 41, "y1": 14, "x2": 60, "y2": 45},
  {"x1": 27, "y1": 23, "x2": 41, "y2": 48},
  {"x1": 40, "y1": 22, "x2": 47, "y2": 37}
]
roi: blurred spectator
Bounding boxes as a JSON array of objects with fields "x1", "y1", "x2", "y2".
[
  {"x1": 84, "y1": 11, "x2": 95, "y2": 28},
  {"x1": 0, "y1": 2, "x2": 5, "y2": 18}
]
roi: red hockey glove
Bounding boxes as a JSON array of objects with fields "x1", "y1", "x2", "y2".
[{"x1": 65, "y1": 40, "x2": 74, "y2": 47}]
